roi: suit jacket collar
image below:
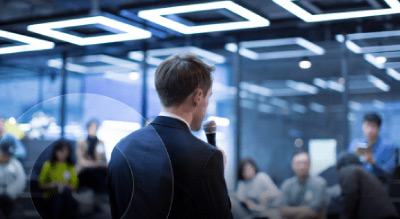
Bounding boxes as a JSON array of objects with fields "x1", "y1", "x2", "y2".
[{"x1": 151, "y1": 116, "x2": 191, "y2": 131}]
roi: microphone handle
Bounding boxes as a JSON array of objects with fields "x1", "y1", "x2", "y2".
[{"x1": 206, "y1": 133, "x2": 216, "y2": 147}]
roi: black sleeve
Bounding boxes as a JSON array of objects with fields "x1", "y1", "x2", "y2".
[
  {"x1": 203, "y1": 150, "x2": 233, "y2": 219},
  {"x1": 338, "y1": 167, "x2": 359, "y2": 219},
  {"x1": 107, "y1": 148, "x2": 134, "y2": 219}
]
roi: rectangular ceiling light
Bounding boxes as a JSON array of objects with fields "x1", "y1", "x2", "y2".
[
  {"x1": 313, "y1": 78, "x2": 344, "y2": 92},
  {"x1": 309, "y1": 102, "x2": 325, "y2": 113},
  {"x1": 340, "y1": 30, "x2": 400, "y2": 54},
  {"x1": 28, "y1": 16, "x2": 151, "y2": 46},
  {"x1": 239, "y1": 82, "x2": 272, "y2": 97},
  {"x1": 367, "y1": 75, "x2": 390, "y2": 91},
  {"x1": 129, "y1": 46, "x2": 226, "y2": 66},
  {"x1": 138, "y1": 1, "x2": 270, "y2": 34},
  {"x1": 0, "y1": 29, "x2": 54, "y2": 55},
  {"x1": 364, "y1": 52, "x2": 400, "y2": 69},
  {"x1": 291, "y1": 103, "x2": 307, "y2": 114},
  {"x1": 273, "y1": 0, "x2": 400, "y2": 22},
  {"x1": 387, "y1": 68, "x2": 400, "y2": 80},
  {"x1": 286, "y1": 80, "x2": 318, "y2": 94},
  {"x1": 225, "y1": 37, "x2": 325, "y2": 60},
  {"x1": 349, "y1": 101, "x2": 362, "y2": 111},
  {"x1": 48, "y1": 54, "x2": 140, "y2": 74}
]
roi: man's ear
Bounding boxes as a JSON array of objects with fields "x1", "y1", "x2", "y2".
[{"x1": 191, "y1": 88, "x2": 203, "y2": 107}]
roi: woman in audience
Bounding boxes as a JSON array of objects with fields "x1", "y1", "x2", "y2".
[
  {"x1": 38, "y1": 140, "x2": 78, "y2": 219},
  {"x1": 235, "y1": 158, "x2": 282, "y2": 216},
  {"x1": 76, "y1": 120, "x2": 107, "y2": 193}
]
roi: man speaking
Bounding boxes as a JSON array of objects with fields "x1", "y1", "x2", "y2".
[{"x1": 107, "y1": 54, "x2": 232, "y2": 218}]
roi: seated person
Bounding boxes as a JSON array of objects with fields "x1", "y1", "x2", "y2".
[
  {"x1": 76, "y1": 120, "x2": 107, "y2": 193},
  {"x1": 348, "y1": 113, "x2": 397, "y2": 184},
  {"x1": 337, "y1": 153, "x2": 398, "y2": 219},
  {"x1": 280, "y1": 150, "x2": 327, "y2": 219},
  {"x1": 0, "y1": 117, "x2": 26, "y2": 161},
  {"x1": 0, "y1": 140, "x2": 26, "y2": 218},
  {"x1": 236, "y1": 158, "x2": 281, "y2": 215},
  {"x1": 38, "y1": 140, "x2": 78, "y2": 219}
]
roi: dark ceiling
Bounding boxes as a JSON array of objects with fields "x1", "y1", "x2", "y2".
[{"x1": 0, "y1": 0, "x2": 399, "y2": 109}]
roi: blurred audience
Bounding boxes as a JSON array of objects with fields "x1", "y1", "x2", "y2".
[
  {"x1": 280, "y1": 150, "x2": 327, "y2": 219},
  {"x1": 348, "y1": 113, "x2": 397, "y2": 184},
  {"x1": 76, "y1": 120, "x2": 107, "y2": 193},
  {"x1": 235, "y1": 158, "x2": 281, "y2": 216},
  {"x1": 0, "y1": 117, "x2": 26, "y2": 161},
  {"x1": 38, "y1": 140, "x2": 78, "y2": 219},
  {"x1": 0, "y1": 140, "x2": 26, "y2": 219},
  {"x1": 337, "y1": 152, "x2": 398, "y2": 219}
]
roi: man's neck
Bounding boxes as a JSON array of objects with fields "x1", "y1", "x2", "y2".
[
  {"x1": 367, "y1": 137, "x2": 378, "y2": 147},
  {"x1": 162, "y1": 107, "x2": 192, "y2": 128}
]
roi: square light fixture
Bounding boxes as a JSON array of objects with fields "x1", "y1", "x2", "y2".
[
  {"x1": 309, "y1": 102, "x2": 325, "y2": 113},
  {"x1": 273, "y1": 0, "x2": 400, "y2": 22},
  {"x1": 129, "y1": 46, "x2": 226, "y2": 66},
  {"x1": 364, "y1": 52, "x2": 400, "y2": 69},
  {"x1": 313, "y1": 78, "x2": 344, "y2": 92},
  {"x1": 387, "y1": 68, "x2": 400, "y2": 81},
  {"x1": 0, "y1": 29, "x2": 54, "y2": 55},
  {"x1": 48, "y1": 54, "x2": 140, "y2": 74},
  {"x1": 28, "y1": 16, "x2": 152, "y2": 46},
  {"x1": 138, "y1": 1, "x2": 270, "y2": 34},
  {"x1": 225, "y1": 37, "x2": 324, "y2": 60},
  {"x1": 314, "y1": 75, "x2": 390, "y2": 93},
  {"x1": 338, "y1": 30, "x2": 400, "y2": 54}
]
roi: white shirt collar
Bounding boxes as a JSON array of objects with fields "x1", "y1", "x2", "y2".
[{"x1": 159, "y1": 111, "x2": 190, "y2": 129}]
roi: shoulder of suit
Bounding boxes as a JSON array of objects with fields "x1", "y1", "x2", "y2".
[{"x1": 114, "y1": 126, "x2": 162, "y2": 149}]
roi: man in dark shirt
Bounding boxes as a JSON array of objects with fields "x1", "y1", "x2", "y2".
[
  {"x1": 107, "y1": 54, "x2": 232, "y2": 218},
  {"x1": 337, "y1": 153, "x2": 398, "y2": 219}
]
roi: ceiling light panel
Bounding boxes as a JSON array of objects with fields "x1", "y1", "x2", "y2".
[
  {"x1": 387, "y1": 68, "x2": 400, "y2": 80},
  {"x1": 138, "y1": 1, "x2": 270, "y2": 34},
  {"x1": 0, "y1": 29, "x2": 54, "y2": 55},
  {"x1": 225, "y1": 37, "x2": 324, "y2": 60},
  {"x1": 340, "y1": 30, "x2": 400, "y2": 54},
  {"x1": 364, "y1": 52, "x2": 400, "y2": 69},
  {"x1": 129, "y1": 46, "x2": 226, "y2": 66},
  {"x1": 48, "y1": 54, "x2": 140, "y2": 74},
  {"x1": 273, "y1": 0, "x2": 400, "y2": 22},
  {"x1": 28, "y1": 16, "x2": 152, "y2": 46}
]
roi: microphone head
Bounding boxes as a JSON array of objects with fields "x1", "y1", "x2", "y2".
[{"x1": 203, "y1": 120, "x2": 216, "y2": 134}]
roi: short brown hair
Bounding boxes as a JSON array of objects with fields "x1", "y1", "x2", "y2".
[{"x1": 155, "y1": 53, "x2": 214, "y2": 107}]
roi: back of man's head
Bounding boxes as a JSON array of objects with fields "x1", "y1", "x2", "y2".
[
  {"x1": 0, "y1": 139, "x2": 15, "y2": 157},
  {"x1": 336, "y1": 152, "x2": 362, "y2": 171},
  {"x1": 363, "y1": 112, "x2": 382, "y2": 127},
  {"x1": 155, "y1": 54, "x2": 214, "y2": 107}
]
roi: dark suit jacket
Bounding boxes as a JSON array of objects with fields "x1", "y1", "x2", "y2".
[
  {"x1": 338, "y1": 165, "x2": 398, "y2": 219},
  {"x1": 108, "y1": 116, "x2": 232, "y2": 219}
]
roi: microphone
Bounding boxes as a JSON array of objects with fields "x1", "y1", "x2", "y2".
[{"x1": 203, "y1": 120, "x2": 216, "y2": 147}]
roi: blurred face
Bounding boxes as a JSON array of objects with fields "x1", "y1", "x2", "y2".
[
  {"x1": 242, "y1": 163, "x2": 256, "y2": 180},
  {"x1": 87, "y1": 122, "x2": 98, "y2": 137},
  {"x1": 191, "y1": 87, "x2": 212, "y2": 131},
  {"x1": 56, "y1": 146, "x2": 69, "y2": 163},
  {"x1": 292, "y1": 153, "x2": 310, "y2": 179},
  {"x1": 0, "y1": 151, "x2": 10, "y2": 164},
  {"x1": 362, "y1": 121, "x2": 379, "y2": 142}
]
